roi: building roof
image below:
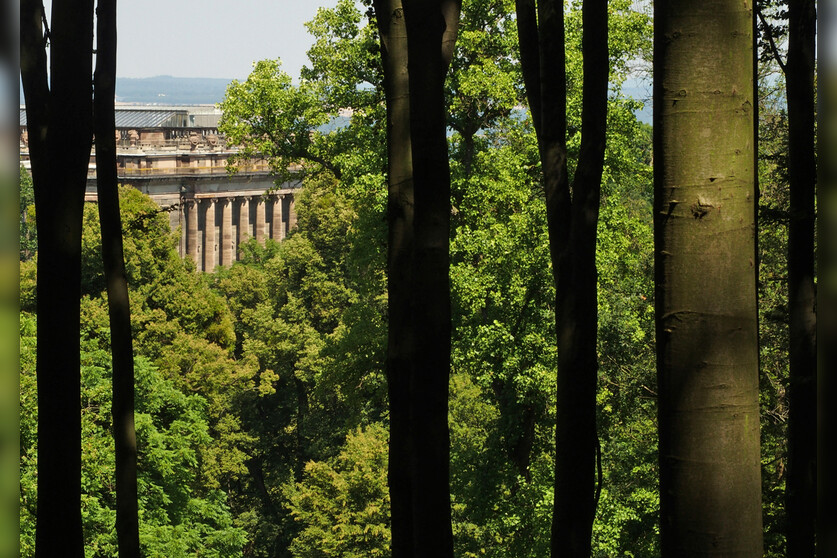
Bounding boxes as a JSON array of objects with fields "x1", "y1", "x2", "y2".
[
  {"x1": 115, "y1": 109, "x2": 188, "y2": 128},
  {"x1": 20, "y1": 107, "x2": 189, "y2": 128}
]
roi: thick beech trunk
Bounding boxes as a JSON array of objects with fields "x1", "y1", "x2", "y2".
[
  {"x1": 784, "y1": 0, "x2": 817, "y2": 555},
  {"x1": 20, "y1": 1, "x2": 94, "y2": 556},
  {"x1": 516, "y1": 0, "x2": 607, "y2": 554},
  {"x1": 654, "y1": 0, "x2": 763, "y2": 555}
]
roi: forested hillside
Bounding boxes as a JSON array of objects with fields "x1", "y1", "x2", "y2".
[{"x1": 19, "y1": 0, "x2": 817, "y2": 556}]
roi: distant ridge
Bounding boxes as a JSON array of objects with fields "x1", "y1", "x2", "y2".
[
  {"x1": 21, "y1": 74, "x2": 652, "y2": 124},
  {"x1": 115, "y1": 76, "x2": 233, "y2": 105},
  {"x1": 20, "y1": 75, "x2": 234, "y2": 106}
]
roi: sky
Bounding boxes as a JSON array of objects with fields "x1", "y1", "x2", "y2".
[{"x1": 116, "y1": 1, "x2": 331, "y2": 80}]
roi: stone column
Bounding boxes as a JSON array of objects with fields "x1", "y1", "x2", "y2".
[
  {"x1": 288, "y1": 193, "x2": 298, "y2": 231},
  {"x1": 180, "y1": 205, "x2": 186, "y2": 258},
  {"x1": 254, "y1": 196, "x2": 266, "y2": 245},
  {"x1": 271, "y1": 194, "x2": 284, "y2": 241},
  {"x1": 220, "y1": 198, "x2": 233, "y2": 267},
  {"x1": 203, "y1": 199, "x2": 216, "y2": 272},
  {"x1": 238, "y1": 196, "x2": 250, "y2": 257},
  {"x1": 186, "y1": 199, "x2": 199, "y2": 266}
]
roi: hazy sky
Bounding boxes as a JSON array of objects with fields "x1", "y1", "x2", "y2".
[{"x1": 115, "y1": 1, "x2": 332, "y2": 80}]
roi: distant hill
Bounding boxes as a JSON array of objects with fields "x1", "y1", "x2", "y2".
[
  {"x1": 115, "y1": 76, "x2": 233, "y2": 105},
  {"x1": 20, "y1": 75, "x2": 234, "y2": 106},
  {"x1": 20, "y1": 73, "x2": 653, "y2": 123},
  {"x1": 621, "y1": 78, "x2": 652, "y2": 124}
]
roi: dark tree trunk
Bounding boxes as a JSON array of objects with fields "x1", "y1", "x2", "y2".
[
  {"x1": 515, "y1": 0, "x2": 607, "y2": 554},
  {"x1": 373, "y1": 2, "x2": 415, "y2": 556},
  {"x1": 461, "y1": 131, "x2": 476, "y2": 179},
  {"x1": 93, "y1": 2, "x2": 141, "y2": 556},
  {"x1": 293, "y1": 375, "x2": 309, "y2": 482},
  {"x1": 552, "y1": 1, "x2": 608, "y2": 554},
  {"x1": 784, "y1": 0, "x2": 817, "y2": 555},
  {"x1": 375, "y1": 1, "x2": 460, "y2": 556},
  {"x1": 654, "y1": 0, "x2": 763, "y2": 555},
  {"x1": 400, "y1": 3, "x2": 459, "y2": 556},
  {"x1": 20, "y1": 1, "x2": 94, "y2": 557}
]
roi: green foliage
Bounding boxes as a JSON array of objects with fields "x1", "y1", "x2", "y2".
[
  {"x1": 285, "y1": 424, "x2": 390, "y2": 558},
  {"x1": 19, "y1": 166, "x2": 36, "y2": 261},
  {"x1": 78, "y1": 186, "x2": 236, "y2": 351},
  {"x1": 301, "y1": 0, "x2": 382, "y2": 112},
  {"x1": 592, "y1": 192, "x2": 658, "y2": 558},
  {"x1": 22, "y1": 184, "x2": 259, "y2": 556},
  {"x1": 757, "y1": 65, "x2": 791, "y2": 558},
  {"x1": 448, "y1": 0, "x2": 522, "y2": 142},
  {"x1": 19, "y1": 312, "x2": 247, "y2": 558},
  {"x1": 219, "y1": 59, "x2": 339, "y2": 183},
  {"x1": 19, "y1": 257, "x2": 36, "y2": 312},
  {"x1": 208, "y1": 173, "x2": 389, "y2": 556}
]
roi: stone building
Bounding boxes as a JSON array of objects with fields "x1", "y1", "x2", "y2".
[{"x1": 19, "y1": 104, "x2": 298, "y2": 272}]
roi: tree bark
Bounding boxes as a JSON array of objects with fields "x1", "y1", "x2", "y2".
[
  {"x1": 552, "y1": 1, "x2": 608, "y2": 555},
  {"x1": 375, "y1": 1, "x2": 460, "y2": 556},
  {"x1": 515, "y1": 0, "x2": 607, "y2": 554},
  {"x1": 93, "y1": 0, "x2": 141, "y2": 556},
  {"x1": 373, "y1": 2, "x2": 415, "y2": 556},
  {"x1": 784, "y1": 0, "x2": 817, "y2": 555},
  {"x1": 20, "y1": 1, "x2": 94, "y2": 556},
  {"x1": 654, "y1": 0, "x2": 763, "y2": 555},
  {"x1": 400, "y1": 3, "x2": 460, "y2": 556}
]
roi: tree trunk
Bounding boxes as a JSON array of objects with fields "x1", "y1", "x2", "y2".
[
  {"x1": 784, "y1": 0, "x2": 817, "y2": 555},
  {"x1": 93, "y1": 1, "x2": 141, "y2": 555},
  {"x1": 373, "y1": 2, "x2": 415, "y2": 556},
  {"x1": 375, "y1": 2, "x2": 460, "y2": 556},
  {"x1": 400, "y1": 3, "x2": 460, "y2": 555},
  {"x1": 515, "y1": 0, "x2": 607, "y2": 554},
  {"x1": 552, "y1": 1, "x2": 608, "y2": 555},
  {"x1": 293, "y1": 375, "x2": 309, "y2": 483},
  {"x1": 20, "y1": 1, "x2": 94, "y2": 556},
  {"x1": 654, "y1": 0, "x2": 763, "y2": 555},
  {"x1": 461, "y1": 131, "x2": 476, "y2": 179}
]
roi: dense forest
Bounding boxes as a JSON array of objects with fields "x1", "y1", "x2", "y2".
[{"x1": 19, "y1": 0, "x2": 828, "y2": 557}]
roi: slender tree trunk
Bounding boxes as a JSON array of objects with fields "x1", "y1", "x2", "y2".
[
  {"x1": 654, "y1": 0, "x2": 763, "y2": 555},
  {"x1": 516, "y1": 0, "x2": 607, "y2": 554},
  {"x1": 552, "y1": 1, "x2": 608, "y2": 555},
  {"x1": 293, "y1": 376, "x2": 309, "y2": 482},
  {"x1": 93, "y1": 2, "x2": 141, "y2": 556},
  {"x1": 373, "y1": 2, "x2": 415, "y2": 556},
  {"x1": 462, "y1": 131, "x2": 476, "y2": 179},
  {"x1": 784, "y1": 1, "x2": 817, "y2": 555},
  {"x1": 21, "y1": 1, "x2": 94, "y2": 556}
]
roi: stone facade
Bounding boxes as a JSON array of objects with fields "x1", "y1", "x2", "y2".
[
  {"x1": 20, "y1": 105, "x2": 300, "y2": 272},
  {"x1": 83, "y1": 151, "x2": 299, "y2": 272}
]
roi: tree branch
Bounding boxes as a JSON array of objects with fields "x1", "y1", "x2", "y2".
[
  {"x1": 757, "y1": 8, "x2": 788, "y2": 74},
  {"x1": 514, "y1": 0, "x2": 543, "y2": 140},
  {"x1": 20, "y1": 0, "x2": 50, "y2": 164}
]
